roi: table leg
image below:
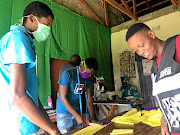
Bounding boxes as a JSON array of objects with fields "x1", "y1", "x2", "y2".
[
  {"x1": 104, "y1": 105, "x2": 110, "y2": 111},
  {"x1": 112, "y1": 105, "x2": 117, "y2": 116},
  {"x1": 108, "y1": 105, "x2": 115, "y2": 117},
  {"x1": 97, "y1": 104, "x2": 108, "y2": 118}
]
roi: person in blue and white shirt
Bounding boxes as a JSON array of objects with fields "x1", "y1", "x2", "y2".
[
  {"x1": 0, "y1": 1, "x2": 61, "y2": 135},
  {"x1": 56, "y1": 58, "x2": 98, "y2": 134}
]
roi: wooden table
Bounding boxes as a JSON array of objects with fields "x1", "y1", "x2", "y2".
[
  {"x1": 49, "y1": 100, "x2": 134, "y2": 122},
  {"x1": 93, "y1": 100, "x2": 134, "y2": 118},
  {"x1": 65, "y1": 112, "x2": 127, "y2": 135},
  {"x1": 66, "y1": 119, "x2": 161, "y2": 135}
]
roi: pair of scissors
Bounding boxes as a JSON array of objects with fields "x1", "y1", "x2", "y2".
[{"x1": 85, "y1": 119, "x2": 100, "y2": 126}]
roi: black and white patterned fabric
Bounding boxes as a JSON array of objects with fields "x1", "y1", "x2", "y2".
[{"x1": 151, "y1": 35, "x2": 180, "y2": 133}]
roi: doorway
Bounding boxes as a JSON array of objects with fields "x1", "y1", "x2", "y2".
[{"x1": 50, "y1": 58, "x2": 68, "y2": 109}]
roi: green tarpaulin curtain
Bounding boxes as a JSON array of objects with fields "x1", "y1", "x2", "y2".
[{"x1": 0, "y1": 0, "x2": 114, "y2": 106}]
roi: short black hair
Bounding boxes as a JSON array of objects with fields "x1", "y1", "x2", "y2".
[
  {"x1": 126, "y1": 23, "x2": 150, "y2": 41},
  {"x1": 23, "y1": 1, "x2": 54, "y2": 24},
  {"x1": 85, "y1": 58, "x2": 98, "y2": 71},
  {"x1": 69, "y1": 54, "x2": 81, "y2": 67}
]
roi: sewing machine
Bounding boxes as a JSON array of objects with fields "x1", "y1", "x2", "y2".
[
  {"x1": 106, "y1": 91, "x2": 122, "y2": 100},
  {"x1": 93, "y1": 76, "x2": 104, "y2": 101}
]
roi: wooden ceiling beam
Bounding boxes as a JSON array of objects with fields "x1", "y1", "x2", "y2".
[
  {"x1": 177, "y1": 0, "x2": 180, "y2": 6},
  {"x1": 151, "y1": 0, "x2": 169, "y2": 8},
  {"x1": 171, "y1": 0, "x2": 178, "y2": 8},
  {"x1": 145, "y1": 0, "x2": 151, "y2": 10},
  {"x1": 132, "y1": 0, "x2": 137, "y2": 15},
  {"x1": 104, "y1": 0, "x2": 109, "y2": 27},
  {"x1": 105, "y1": 0, "x2": 138, "y2": 21},
  {"x1": 121, "y1": 0, "x2": 133, "y2": 14},
  {"x1": 130, "y1": 0, "x2": 151, "y2": 10},
  {"x1": 137, "y1": 7, "x2": 149, "y2": 14},
  {"x1": 77, "y1": 0, "x2": 104, "y2": 25},
  {"x1": 137, "y1": 0, "x2": 169, "y2": 14},
  {"x1": 120, "y1": 0, "x2": 133, "y2": 6}
]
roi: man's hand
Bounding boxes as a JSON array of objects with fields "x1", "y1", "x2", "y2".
[
  {"x1": 75, "y1": 115, "x2": 87, "y2": 127},
  {"x1": 91, "y1": 119, "x2": 102, "y2": 125},
  {"x1": 161, "y1": 115, "x2": 170, "y2": 135},
  {"x1": 51, "y1": 129, "x2": 62, "y2": 135}
]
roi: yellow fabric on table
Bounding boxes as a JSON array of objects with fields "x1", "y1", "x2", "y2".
[
  {"x1": 127, "y1": 111, "x2": 141, "y2": 118},
  {"x1": 111, "y1": 116, "x2": 141, "y2": 125},
  {"x1": 72, "y1": 125, "x2": 106, "y2": 135},
  {"x1": 111, "y1": 108, "x2": 162, "y2": 127},
  {"x1": 122, "y1": 108, "x2": 138, "y2": 117},
  {"x1": 141, "y1": 109, "x2": 160, "y2": 115},
  {"x1": 141, "y1": 108, "x2": 162, "y2": 127},
  {"x1": 110, "y1": 129, "x2": 133, "y2": 135},
  {"x1": 111, "y1": 108, "x2": 141, "y2": 125}
]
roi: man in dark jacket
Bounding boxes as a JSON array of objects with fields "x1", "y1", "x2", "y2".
[
  {"x1": 59, "y1": 54, "x2": 81, "y2": 78},
  {"x1": 126, "y1": 23, "x2": 180, "y2": 135}
]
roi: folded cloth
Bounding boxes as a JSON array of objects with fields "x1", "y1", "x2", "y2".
[
  {"x1": 111, "y1": 108, "x2": 141, "y2": 125},
  {"x1": 141, "y1": 108, "x2": 162, "y2": 127},
  {"x1": 72, "y1": 125, "x2": 106, "y2": 135},
  {"x1": 110, "y1": 129, "x2": 133, "y2": 135},
  {"x1": 111, "y1": 108, "x2": 162, "y2": 127}
]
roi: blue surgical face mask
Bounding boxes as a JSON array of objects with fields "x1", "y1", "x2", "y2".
[{"x1": 32, "y1": 16, "x2": 51, "y2": 42}]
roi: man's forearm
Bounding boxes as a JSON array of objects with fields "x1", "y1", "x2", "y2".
[
  {"x1": 87, "y1": 99, "x2": 95, "y2": 120},
  {"x1": 10, "y1": 63, "x2": 60, "y2": 134},
  {"x1": 10, "y1": 93, "x2": 58, "y2": 134},
  {"x1": 38, "y1": 98, "x2": 49, "y2": 119},
  {"x1": 61, "y1": 96, "x2": 80, "y2": 118}
]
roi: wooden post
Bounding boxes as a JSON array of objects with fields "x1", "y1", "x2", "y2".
[{"x1": 77, "y1": 0, "x2": 104, "y2": 25}]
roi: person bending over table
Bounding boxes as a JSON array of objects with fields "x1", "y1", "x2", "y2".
[
  {"x1": 56, "y1": 58, "x2": 98, "y2": 134},
  {"x1": 59, "y1": 54, "x2": 81, "y2": 79}
]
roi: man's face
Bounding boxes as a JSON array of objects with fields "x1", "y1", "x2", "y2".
[
  {"x1": 27, "y1": 15, "x2": 53, "y2": 32},
  {"x1": 127, "y1": 30, "x2": 158, "y2": 60},
  {"x1": 122, "y1": 80, "x2": 129, "y2": 88},
  {"x1": 34, "y1": 15, "x2": 53, "y2": 31},
  {"x1": 80, "y1": 65, "x2": 96, "y2": 78},
  {"x1": 85, "y1": 67, "x2": 96, "y2": 77}
]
